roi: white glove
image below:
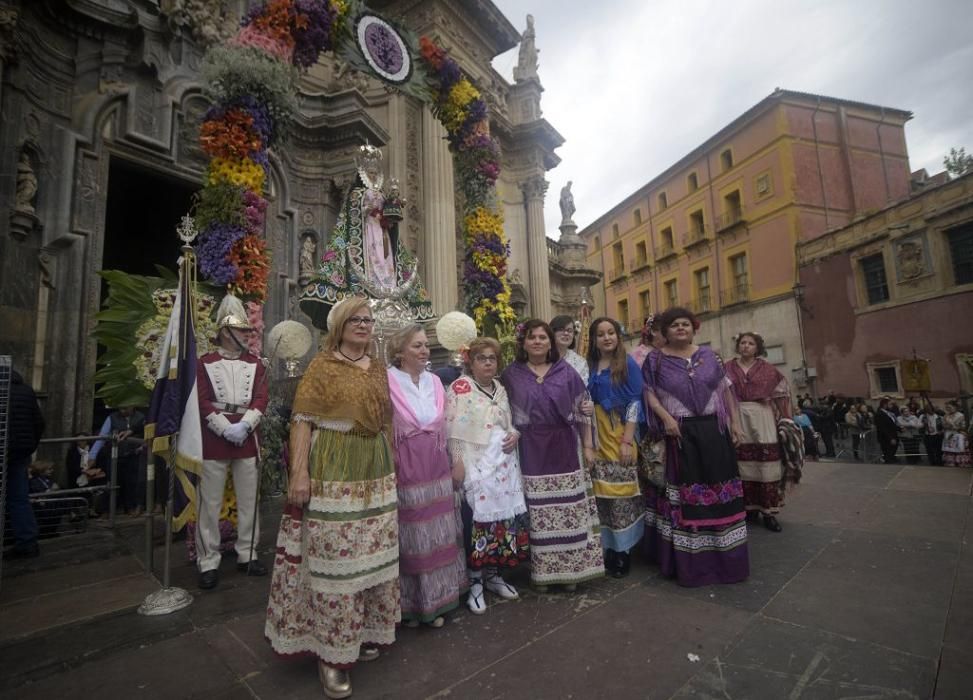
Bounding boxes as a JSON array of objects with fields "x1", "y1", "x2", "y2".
[{"x1": 223, "y1": 422, "x2": 250, "y2": 446}]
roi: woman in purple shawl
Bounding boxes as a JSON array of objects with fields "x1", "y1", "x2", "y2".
[
  {"x1": 642, "y1": 308, "x2": 750, "y2": 587},
  {"x1": 501, "y1": 319, "x2": 605, "y2": 591}
]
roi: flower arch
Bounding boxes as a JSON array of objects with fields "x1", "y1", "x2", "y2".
[{"x1": 194, "y1": 0, "x2": 515, "y2": 333}]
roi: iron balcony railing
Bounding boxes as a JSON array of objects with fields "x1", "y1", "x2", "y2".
[
  {"x1": 715, "y1": 209, "x2": 745, "y2": 232},
  {"x1": 721, "y1": 283, "x2": 750, "y2": 305}
]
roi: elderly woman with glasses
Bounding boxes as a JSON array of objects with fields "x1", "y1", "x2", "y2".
[
  {"x1": 265, "y1": 297, "x2": 400, "y2": 700},
  {"x1": 386, "y1": 323, "x2": 466, "y2": 629},
  {"x1": 446, "y1": 337, "x2": 527, "y2": 615}
]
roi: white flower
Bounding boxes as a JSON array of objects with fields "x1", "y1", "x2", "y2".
[
  {"x1": 436, "y1": 311, "x2": 477, "y2": 351},
  {"x1": 267, "y1": 320, "x2": 312, "y2": 360}
]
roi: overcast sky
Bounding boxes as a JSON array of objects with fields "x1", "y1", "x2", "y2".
[{"x1": 490, "y1": 0, "x2": 973, "y2": 237}]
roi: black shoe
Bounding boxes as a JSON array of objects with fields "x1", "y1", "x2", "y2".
[
  {"x1": 199, "y1": 569, "x2": 219, "y2": 590},
  {"x1": 763, "y1": 515, "x2": 783, "y2": 533},
  {"x1": 237, "y1": 559, "x2": 268, "y2": 576},
  {"x1": 616, "y1": 551, "x2": 631, "y2": 578},
  {"x1": 604, "y1": 548, "x2": 617, "y2": 574},
  {"x1": 3, "y1": 543, "x2": 40, "y2": 560}
]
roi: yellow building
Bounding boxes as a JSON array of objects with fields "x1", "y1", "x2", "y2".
[{"x1": 579, "y1": 89, "x2": 913, "y2": 389}]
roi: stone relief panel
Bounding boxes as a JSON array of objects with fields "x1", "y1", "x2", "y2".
[
  {"x1": 893, "y1": 233, "x2": 931, "y2": 285},
  {"x1": 73, "y1": 152, "x2": 100, "y2": 234},
  {"x1": 176, "y1": 93, "x2": 211, "y2": 169}
]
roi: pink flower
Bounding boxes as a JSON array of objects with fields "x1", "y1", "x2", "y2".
[{"x1": 322, "y1": 250, "x2": 337, "y2": 262}]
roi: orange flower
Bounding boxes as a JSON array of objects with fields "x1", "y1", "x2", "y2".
[{"x1": 229, "y1": 234, "x2": 271, "y2": 301}]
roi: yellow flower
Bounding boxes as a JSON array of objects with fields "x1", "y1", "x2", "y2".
[{"x1": 207, "y1": 157, "x2": 265, "y2": 192}]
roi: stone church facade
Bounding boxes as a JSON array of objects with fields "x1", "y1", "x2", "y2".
[{"x1": 0, "y1": 0, "x2": 600, "y2": 438}]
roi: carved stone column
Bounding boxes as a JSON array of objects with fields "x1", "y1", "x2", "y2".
[
  {"x1": 521, "y1": 176, "x2": 552, "y2": 320},
  {"x1": 421, "y1": 107, "x2": 457, "y2": 315}
]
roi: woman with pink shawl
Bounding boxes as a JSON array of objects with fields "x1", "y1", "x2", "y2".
[{"x1": 387, "y1": 324, "x2": 466, "y2": 627}]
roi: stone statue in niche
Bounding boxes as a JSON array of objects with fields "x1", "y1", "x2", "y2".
[
  {"x1": 15, "y1": 151, "x2": 37, "y2": 215},
  {"x1": 896, "y1": 239, "x2": 925, "y2": 280},
  {"x1": 513, "y1": 14, "x2": 539, "y2": 82},
  {"x1": 298, "y1": 232, "x2": 317, "y2": 285},
  {"x1": 559, "y1": 180, "x2": 576, "y2": 224}
]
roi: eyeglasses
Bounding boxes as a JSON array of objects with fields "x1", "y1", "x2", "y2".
[
  {"x1": 346, "y1": 316, "x2": 376, "y2": 327},
  {"x1": 473, "y1": 354, "x2": 497, "y2": 363}
]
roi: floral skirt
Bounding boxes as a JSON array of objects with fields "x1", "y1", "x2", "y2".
[
  {"x1": 944, "y1": 451, "x2": 972, "y2": 467},
  {"x1": 470, "y1": 512, "x2": 530, "y2": 570},
  {"x1": 264, "y1": 427, "x2": 400, "y2": 667}
]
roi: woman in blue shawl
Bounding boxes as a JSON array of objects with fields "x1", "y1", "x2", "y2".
[{"x1": 585, "y1": 317, "x2": 645, "y2": 578}]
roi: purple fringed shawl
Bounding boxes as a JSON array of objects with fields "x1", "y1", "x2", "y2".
[
  {"x1": 501, "y1": 360, "x2": 587, "y2": 432},
  {"x1": 642, "y1": 346, "x2": 735, "y2": 433}
]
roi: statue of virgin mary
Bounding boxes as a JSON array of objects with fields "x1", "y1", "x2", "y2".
[{"x1": 299, "y1": 143, "x2": 433, "y2": 330}]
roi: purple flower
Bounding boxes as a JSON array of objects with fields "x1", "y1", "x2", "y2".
[
  {"x1": 197, "y1": 223, "x2": 246, "y2": 285},
  {"x1": 292, "y1": 0, "x2": 339, "y2": 68}
]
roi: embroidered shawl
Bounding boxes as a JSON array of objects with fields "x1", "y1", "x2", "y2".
[
  {"x1": 445, "y1": 376, "x2": 512, "y2": 447},
  {"x1": 292, "y1": 353, "x2": 391, "y2": 436}
]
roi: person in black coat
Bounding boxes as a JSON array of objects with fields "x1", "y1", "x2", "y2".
[
  {"x1": 4, "y1": 370, "x2": 45, "y2": 558},
  {"x1": 874, "y1": 398, "x2": 900, "y2": 464}
]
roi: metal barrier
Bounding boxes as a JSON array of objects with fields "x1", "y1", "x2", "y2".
[
  {"x1": 37, "y1": 434, "x2": 125, "y2": 528},
  {"x1": 26, "y1": 492, "x2": 89, "y2": 539},
  {"x1": 860, "y1": 429, "x2": 930, "y2": 463}
]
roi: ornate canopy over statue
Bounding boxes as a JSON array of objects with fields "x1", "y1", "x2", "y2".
[{"x1": 299, "y1": 143, "x2": 434, "y2": 331}]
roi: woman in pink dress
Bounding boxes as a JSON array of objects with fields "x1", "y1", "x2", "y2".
[{"x1": 387, "y1": 324, "x2": 466, "y2": 627}]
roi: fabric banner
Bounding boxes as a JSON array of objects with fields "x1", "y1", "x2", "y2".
[{"x1": 144, "y1": 254, "x2": 204, "y2": 531}]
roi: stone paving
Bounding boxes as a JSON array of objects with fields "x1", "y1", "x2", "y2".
[{"x1": 1, "y1": 460, "x2": 970, "y2": 699}]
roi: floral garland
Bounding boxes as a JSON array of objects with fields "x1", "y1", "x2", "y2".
[
  {"x1": 418, "y1": 37, "x2": 514, "y2": 334},
  {"x1": 191, "y1": 1, "x2": 513, "y2": 334},
  {"x1": 193, "y1": 0, "x2": 351, "y2": 305},
  {"x1": 133, "y1": 288, "x2": 220, "y2": 390}
]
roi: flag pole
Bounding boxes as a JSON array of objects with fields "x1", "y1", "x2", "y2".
[{"x1": 138, "y1": 227, "x2": 198, "y2": 616}]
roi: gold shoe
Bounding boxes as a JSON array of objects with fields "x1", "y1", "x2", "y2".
[
  {"x1": 318, "y1": 662, "x2": 352, "y2": 699},
  {"x1": 427, "y1": 616, "x2": 445, "y2": 629},
  {"x1": 357, "y1": 646, "x2": 380, "y2": 662}
]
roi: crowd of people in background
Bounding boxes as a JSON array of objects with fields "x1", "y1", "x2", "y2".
[{"x1": 789, "y1": 390, "x2": 970, "y2": 467}]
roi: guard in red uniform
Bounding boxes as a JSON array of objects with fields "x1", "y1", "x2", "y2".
[{"x1": 196, "y1": 295, "x2": 269, "y2": 590}]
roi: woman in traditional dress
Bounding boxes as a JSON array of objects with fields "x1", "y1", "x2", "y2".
[
  {"x1": 943, "y1": 401, "x2": 971, "y2": 467},
  {"x1": 265, "y1": 297, "x2": 399, "y2": 700},
  {"x1": 550, "y1": 315, "x2": 588, "y2": 383},
  {"x1": 502, "y1": 319, "x2": 604, "y2": 591},
  {"x1": 725, "y1": 332, "x2": 792, "y2": 533},
  {"x1": 641, "y1": 307, "x2": 749, "y2": 587},
  {"x1": 445, "y1": 337, "x2": 527, "y2": 614},
  {"x1": 585, "y1": 317, "x2": 645, "y2": 578},
  {"x1": 386, "y1": 324, "x2": 466, "y2": 628}
]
